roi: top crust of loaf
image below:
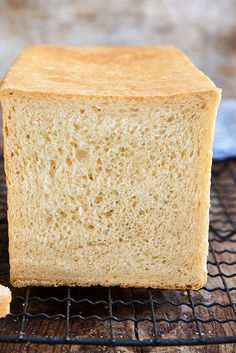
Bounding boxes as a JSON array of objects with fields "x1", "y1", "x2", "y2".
[{"x1": 0, "y1": 45, "x2": 220, "y2": 99}]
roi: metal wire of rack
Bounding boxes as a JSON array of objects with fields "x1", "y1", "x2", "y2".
[{"x1": 0, "y1": 157, "x2": 236, "y2": 347}]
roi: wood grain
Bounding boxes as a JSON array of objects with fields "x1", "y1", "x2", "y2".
[{"x1": 0, "y1": 343, "x2": 235, "y2": 352}]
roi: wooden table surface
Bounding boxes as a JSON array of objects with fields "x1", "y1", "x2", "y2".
[{"x1": 0, "y1": 342, "x2": 235, "y2": 353}]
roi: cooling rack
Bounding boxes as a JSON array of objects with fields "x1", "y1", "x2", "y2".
[{"x1": 0, "y1": 156, "x2": 236, "y2": 347}]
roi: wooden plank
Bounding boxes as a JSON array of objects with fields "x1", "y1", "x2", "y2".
[{"x1": 0, "y1": 343, "x2": 235, "y2": 352}]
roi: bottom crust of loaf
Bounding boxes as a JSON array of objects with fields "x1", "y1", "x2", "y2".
[{"x1": 11, "y1": 276, "x2": 207, "y2": 291}]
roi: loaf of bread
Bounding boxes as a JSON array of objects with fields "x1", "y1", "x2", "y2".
[
  {"x1": 0, "y1": 285, "x2": 11, "y2": 317},
  {"x1": 0, "y1": 45, "x2": 221, "y2": 289}
]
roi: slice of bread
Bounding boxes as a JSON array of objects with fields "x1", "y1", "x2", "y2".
[
  {"x1": 0, "y1": 45, "x2": 221, "y2": 289},
  {"x1": 0, "y1": 284, "x2": 11, "y2": 317}
]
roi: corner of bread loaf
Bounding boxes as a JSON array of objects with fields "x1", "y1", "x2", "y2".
[
  {"x1": 188, "y1": 271, "x2": 208, "y2": 291},
  {"x1": 209, "y1": 87, "x2": 222, "y2": 103}
]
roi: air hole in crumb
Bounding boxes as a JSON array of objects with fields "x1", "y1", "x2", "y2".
[
  {"x1": 80, "y1": 109, "x2": 85, "y2": 114},
  {"x1": 70, "y1": 141, "x2": 78, "y2": 148},
  {"x1": 66, "y1": 157, "x2": 72, "y2": 166},
  {"x1": 59, "y1": 210, "x2": 67, "y2": 218},
  {"x1": 42, "y1": 132, "x2": 50, "y2": 142},
  {"x1": 167, "y1": 116, "x2": 174, "y2": 122},
  {"x1": 95, "y1": 195, "x2": 103, "y2": 204},
  {"x1": 139, "y1": 210, "x2": 145, "y2": 216},
  {"x1": 105, "y1": 210, "x2": 113, "y2": 218},
  {"x1": 182, "y1": 108, "x2": 191, "y2": 114},
  {"x1": 46, "y1": 215, "x2": 53, "y2": 224},
  {"x1": 161, "y1": 160, "x2": 166, "y2": 167},
  {"x1": 26, "y1": 133, "x2": 30, "y2": 139},
  {"x1": 132, "y1": 201, "x2": 137, "y2": 207},
  {"x1": 4, "y1": 126, "x2": 9, "y2": 136},
  {"x1": 50, "y1": 160, "x2": 56, "y2": 170},
  {"x1": 153, "y1": 195, "x2": 158, "y2": 202},
  {"x1": 88, "y1": 172, "x2": 93, "y2": 181},
  {"x1": 73, "y1": 123, "x2": 80, "y2": 131},
  {"x1": 87, "y1": 224, "x2": 94, "y2": 230},
  {"x1": 93, "y1": 106, "x2": 101, "y2": 112},
  {"x1": 130, "y1": 108, "x2": 139, "y2": 113},
  {"x1": 159, "y1": 129, "x2": 165, "y2": 135},
  {"x1": 76, "y1": 149, "x2": 87, "y2": 161},
  {"x1": 11, "y1": 152, "x2": 14, "y2": 157}
]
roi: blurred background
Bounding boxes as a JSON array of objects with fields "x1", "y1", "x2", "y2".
[
  {"x1": 0, "y1": 0, "x2": 236, "y2": 98},
  {"x1": 1, "y1": 0, "x2": 236, "y2": 158}
]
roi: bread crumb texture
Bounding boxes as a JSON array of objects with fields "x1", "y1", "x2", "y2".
[
  {"x1": 1, "y1": 89, "x2": 220, "y2": 289},
  {"x1": 0, "y1": 284, "x2": 11, "y2": 317}
]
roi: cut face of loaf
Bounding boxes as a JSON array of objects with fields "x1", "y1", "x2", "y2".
[{"x1": 0, "y1": 45, "x2": 221, "y2": 289}]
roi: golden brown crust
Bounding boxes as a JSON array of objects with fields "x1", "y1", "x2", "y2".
[{"x1": 0, "y1": 45, "x2": 220, "y2": 99}]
